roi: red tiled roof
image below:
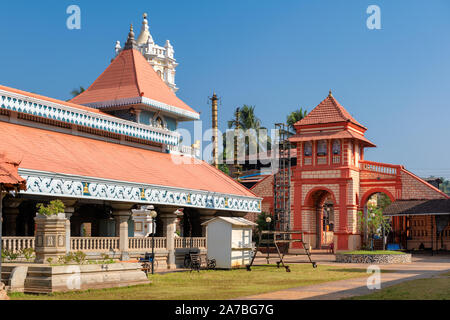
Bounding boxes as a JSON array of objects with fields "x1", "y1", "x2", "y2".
[
  {"x1": 289, "y1": 130, "x2": 376, "y2": 147},
  {"x1": 0, "y1": 121, "x2": 254, "y2": 198},
  {"x1": 70, "y1": 49, "x2": 199, "y2": 117},
  {"x1": 0, "y1": 154, "x2": 26, "y2": 191},
  {"x1": 295, "y1": 94, "x2": 366, "y2": 129}
]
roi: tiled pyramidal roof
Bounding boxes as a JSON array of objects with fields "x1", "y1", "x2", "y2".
[
  {"x1": 296, "y1": 93, "x2": 366, "y2": 129},
  {"x1": 70, "y1": 27, "x2": 199, "y2": 121}
]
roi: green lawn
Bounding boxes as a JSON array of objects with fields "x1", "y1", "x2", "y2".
[
  {"x1": 339, "y1": 250, "x2": 406, "y2": 255},
  {"x1": 10, "y1": 264, "x2": 369, "y2": 300},
  {"x1": 349, "y1": 272, "x2": 450, "y2": 300}
]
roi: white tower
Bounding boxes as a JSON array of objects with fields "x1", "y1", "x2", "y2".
[{"x1": 115, "y1": 13, "x2": 179, "y2": 92}]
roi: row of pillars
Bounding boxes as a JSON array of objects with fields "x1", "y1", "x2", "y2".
[{"x1": 2, "y1": 199, "x2": 215, "y2": 268}]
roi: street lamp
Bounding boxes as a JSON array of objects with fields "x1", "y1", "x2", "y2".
[
  {"x1": 149, "y1": 210, "x2": 157, "y2": 274},
  {"x1": 265, "y1": 216, "x2": 272, "y2": 260}
]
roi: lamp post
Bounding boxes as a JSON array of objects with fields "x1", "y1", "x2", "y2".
[
  {"x1": 150, "y1": 210, "x2": 157, "y2": 274},
  {"x1": 265, "y1": 216, "x2": 272, "y2": 262}
]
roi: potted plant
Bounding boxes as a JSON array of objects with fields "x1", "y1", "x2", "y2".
[
  {"x1": 34, "y1": 200, "x2": 67, "y2": 263},
  {"x1": 36, "y1": 200, "x2": 66, "y2": 219}
]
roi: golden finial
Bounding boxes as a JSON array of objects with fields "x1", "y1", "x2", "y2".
[
  {"x1": 141, "y1": 188, "x2": 145, "y2": 199},
  {"x1": 83, "y1": 183, "x2": 89, "y2": 194},
  {"x1": 187, "y1": 193, "x2": 191, "y2": 203},
  {"x1": 328, "y1": 89, "x2": 333, "y2": 97}
]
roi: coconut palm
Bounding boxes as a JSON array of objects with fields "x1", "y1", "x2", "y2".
[
  {"x1": 70, "y1": 86, "x2": 85, "y2": 98},
  {"x1": 286, "y1": 108, "x2": 308, "y2": 133}
]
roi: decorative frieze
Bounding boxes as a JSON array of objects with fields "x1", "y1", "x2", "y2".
[
  {"x1": 19, "y1": 169, "x2": 261, "y2": 213},
  {"x1": 0, "y1": 89, "x2": 180, "y2": 146}
]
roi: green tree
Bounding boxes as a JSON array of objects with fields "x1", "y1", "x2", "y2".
[
  {"x1": 286, "y1": 108, "x2": 308, "y2": 133},
  {"x1": 358, "y1": 206, "x2": 392, "y2": 250},
  {"x1": 224, "y1": 105, "x2": 270, "y2": 162},
  {"x1": 70, "y1": 86, "x2": 85, "y2": 98}
]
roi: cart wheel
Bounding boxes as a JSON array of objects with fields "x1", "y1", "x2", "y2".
[
  {"x1": 285, "y1": 266, "x2": 291, "y2": 273},
  {"x1": 312, "y1": 262, "x2": 317, "y2": 268},
  {"x1": 276, "y1": 261, "x2": 280, "y2": 268}
]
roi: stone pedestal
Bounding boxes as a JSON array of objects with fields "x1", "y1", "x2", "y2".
[{"x1": 34, "y1": 213, "x2": 67, "y2": 264}]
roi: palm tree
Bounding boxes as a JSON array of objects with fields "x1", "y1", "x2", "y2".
[
  {"x1": 227, "y1": 105, "x2": 261, "y2": 131},
  {"x1": 70, "y1": 86, "x2": 85, "y2": 98},
  {"x1": 224, "y1": 105, "x2": 270, "y2": 163},
  {"x1": 286, "y1": 108, "x2": 308, "y2": 133}
]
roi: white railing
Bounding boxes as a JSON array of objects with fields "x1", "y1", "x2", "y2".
[
  {"x1": 70, "y1": 237, "x2": 119, "y2": 252},
  {"x1": 128, "y1": 237, "x2": 167, "y2": 251},
  {"x1": 360, "y1": 161, "x2": 399, "y2": 175},
  {"x1": 1, "y1": 237, "x2": 35, "y2": 253},
  {"x1": 167, "y1": 144, "x2": 200, "y2": 158},
  {"x1": 174, "y1": 237, "x2": 207, "y2": 249}
]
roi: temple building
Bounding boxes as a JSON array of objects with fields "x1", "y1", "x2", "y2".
[
  {"x1": 0, "y1": 22, "x2": 261, "y2": 267},
  {"x1": 115, "y1": 14, "x2": 179, "y2": 93},
  {"x1": 250, "y1": 91, "x2": 449, "y2": 251}
]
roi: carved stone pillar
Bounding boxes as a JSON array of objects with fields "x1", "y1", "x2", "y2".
[
  {"x1": 159, "y1": 207, "x2": 179, "y2": 269},
  {"x1": 199, "y1": 210, "x2": 216, "y2": 237},
  {"x1": 62, "y1": 200, "x2": 76, "y2": 254},
  {"x1": 3, "y1": 199, "x2": 21, "y2": 236},
  {"x1": 112, "y1": 204, "x2": 133, "y2": 261}
]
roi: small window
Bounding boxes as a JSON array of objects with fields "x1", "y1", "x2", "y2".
[
  {"x1": 332, "y1": 140, "x2": 341, "y2": 155},
  {"x1": 155, "y1": 116, "x2": 163, "y2": 128},
  {"x1": 304, "y1": 141, "x2": 312, "y2": 156},
  {"x1": 317, "y1": 140, "x2": 327, "y2": 156}
]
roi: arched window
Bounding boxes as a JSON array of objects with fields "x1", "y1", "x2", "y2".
[
  {"x1": 332, "y1": 140, "x2": 341, "y2": 155},
  {"x1": 155, "y1": 116, "x2": 163, "y2": 128},
  {"x1": 317, "y1": 140, "x2": 327, "y2": 156},
  {"x1": 157, "y1": 70, "x2": 162, "y2": 79},
  {"x1": 304, "y1": 141, "x2": 312, "y2": 156}
]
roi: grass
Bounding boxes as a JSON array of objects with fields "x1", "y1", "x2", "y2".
[
  {"x1": 9, "y1": 264, "x2": 369, "y2": 300},
  {"x1": 349, "y1": 272, "x2": 450, "y2": 300},
  {"x1": 339, "y1": 250, "x2": 406, "y2": 255}
]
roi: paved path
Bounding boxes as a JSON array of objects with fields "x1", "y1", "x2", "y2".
[{"x1": 240, "y1": 253, "x2": 450, "y2": 300}]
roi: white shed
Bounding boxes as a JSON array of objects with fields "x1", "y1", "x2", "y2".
[{"x1": 202, "y1": 217, "x2": 257, "y2": 269}]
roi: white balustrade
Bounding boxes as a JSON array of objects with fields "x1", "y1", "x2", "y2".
[
  {"x1": 360, "y1": 161, "x2": 398, "y2": 175},
  {"x1": 174, "y1": 237, "x2": 207, "y2": 249},
  {"x1": 70, "y1": 237, "x2": 119, "y2": 252},
  {"x1": 128, "y1": 237, "x2": 167, "y2": 251},
  {"x1": 1, "y1": 237, "x2": 35, "y2": 253}
]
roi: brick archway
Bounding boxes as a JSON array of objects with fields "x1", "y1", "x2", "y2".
[
  {"x1": 304, "y1": 187, "x2": 338, "y2": 249},
  {"x1": 360, "y1": 188, "x2": 396, "y2": 209}
]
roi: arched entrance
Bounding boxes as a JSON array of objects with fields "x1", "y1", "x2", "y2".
[
  {"x1": 306, "y1": 188, "x2": 337, "y2": 249},
  {"x1": 360, "y1": 190, "x2": 394, "y2": 249}
]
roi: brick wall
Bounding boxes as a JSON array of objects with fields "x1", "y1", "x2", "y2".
[{"x1": 400, "y1": 170, "x2": 447, "y2": 200}]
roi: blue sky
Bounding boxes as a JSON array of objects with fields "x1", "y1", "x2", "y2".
[{"x1": 1, "y1": 0, "x2": 449, "y2": 178}]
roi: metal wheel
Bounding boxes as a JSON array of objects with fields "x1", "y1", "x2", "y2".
[
  {"x1": 276, "y1": 261, "x2": 281, "y2": 268},
  {"x1": 285, "y1": 266, "x2": 291, "y2": 272},
  {"x1": 184, "y1": 257, "x2": 191, "y2": 269},
  {"x1": 312, "y1": 262, "x2": 317, "y2": 268}
]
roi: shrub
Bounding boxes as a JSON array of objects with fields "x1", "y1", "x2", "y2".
[
  {"x1": 36, "y1": 200, "x2": 65, "y2": 216},
  {"x1": 20, "y1": 248, "x2": 35, "y2": 262}
]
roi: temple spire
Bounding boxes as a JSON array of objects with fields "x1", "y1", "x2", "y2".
[
  {"x1": 124, "y1": 24, "x2": 138, "y2": 50},
  {"x1": 137, "y1": 13, "x2": 151, "y2": 45}
]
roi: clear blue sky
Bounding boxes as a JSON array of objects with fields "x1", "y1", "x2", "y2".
[{"x1": 1, "y1": 0, "x2": 449, "y2": 178}]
